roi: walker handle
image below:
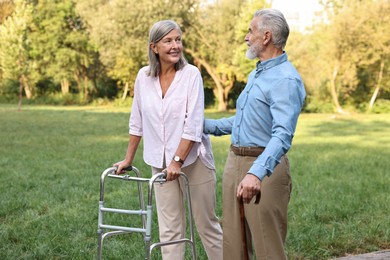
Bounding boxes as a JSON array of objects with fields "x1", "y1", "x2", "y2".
[
  {"x1": 123, "y1": 165, "x2": 133, "y2": 172},
  {"x1": 113, "y1": 165, "x2": 133, "y2": 174}
]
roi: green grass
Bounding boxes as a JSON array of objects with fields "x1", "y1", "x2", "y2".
[
  {"x1": 286, "y1": 114, "x2": 390, "y2": 259},
  {"x1": 0, "y1": 104, "x2": 389, "y2": 259}
]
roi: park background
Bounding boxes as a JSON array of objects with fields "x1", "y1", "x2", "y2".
[{"x1": 0, "y1": 0, "x2": 389, "y2": 259}]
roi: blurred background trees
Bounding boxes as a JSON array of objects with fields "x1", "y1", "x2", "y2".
[{"x1": 0, "y1": 0, "x2": 389, "y2": 113}]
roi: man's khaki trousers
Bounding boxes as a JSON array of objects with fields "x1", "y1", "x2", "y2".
[{"x1": 222, "y1": 151, "x2": 292, "y2": 260}]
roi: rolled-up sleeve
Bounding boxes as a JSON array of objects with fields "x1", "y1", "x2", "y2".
[
  {"x1": 129, "y1": 73, "x2": 143, "y2": 136},
  {"x1": 182, "y1": 71, "x2": 204, "y2": 142}
]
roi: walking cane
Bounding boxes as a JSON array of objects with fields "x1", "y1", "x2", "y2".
[{"x1": 239, "y1": 192, "x2": 261, "y2": 260}]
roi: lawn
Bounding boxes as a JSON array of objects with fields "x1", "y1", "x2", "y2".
[{"x1": 0, "y1": 104, "x2": 389, "y2": 259}]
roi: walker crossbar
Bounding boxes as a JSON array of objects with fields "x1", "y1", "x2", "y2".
[
  {"x1": 100, "y1": 207, "x2": 146, "y2": 215},
  {"x1": 97, "y1": 166, "x2": 196, "y2": 260}
]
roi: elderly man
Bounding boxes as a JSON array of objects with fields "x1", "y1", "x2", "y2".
[{"x1": 204, "y1": 8, "x2": 306, "y2": 260}]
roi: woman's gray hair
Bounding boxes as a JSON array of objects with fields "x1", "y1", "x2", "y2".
[
  {"x1": 254, "y1": 9, "x2": 290, "y2": 49},
  {"x1": 147, "y1": 20, "x2": 188, "y2": 77}
]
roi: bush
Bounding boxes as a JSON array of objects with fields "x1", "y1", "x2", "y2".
[
  {"x1": 111, "y1": 97, "x2": 133, "y2": 108},
  {"x1": 0, "y1": 79, "x2": 19, "y2": 101},
  {"x1": 302, "y1": 96, "x2": 334, "y2": 113},
  {"x1": 23, "y1": 93, "x2": 87, "y2": 106},
  {"x1": 369, "y1": 99, "x2": 390, "y2": 113}
]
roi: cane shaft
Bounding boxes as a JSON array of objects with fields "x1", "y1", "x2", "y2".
[{"x1": 239, "y1": 197, "x2": 249, "y2": 260}]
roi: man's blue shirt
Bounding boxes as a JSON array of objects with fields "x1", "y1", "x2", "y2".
[{"x1": 204, "y1": 53, "x2": 306, "y2": 180}]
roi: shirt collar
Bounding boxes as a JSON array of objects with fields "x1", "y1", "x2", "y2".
[{"x1": 256, "y1": 52, "x2": 287, "y2": 75}]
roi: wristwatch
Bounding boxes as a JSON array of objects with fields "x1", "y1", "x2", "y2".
[{"x1": 173, "y1": 155, "x2": 184, "y2": 164}]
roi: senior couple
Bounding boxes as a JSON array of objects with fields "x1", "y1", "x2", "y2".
[{"x1": 114, "y1": 8, "x2": 306, "y2": 260}]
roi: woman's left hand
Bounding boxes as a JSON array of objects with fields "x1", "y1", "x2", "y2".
[{"x1": 163, "y1": 161, "x2": 182, "y2": 181}]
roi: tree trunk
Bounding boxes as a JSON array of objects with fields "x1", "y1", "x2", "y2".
[
  {"x1": 18, "y1": 75, "x2": 23, "y2": 111},
  {"x1": 224, "y1": 80, "x2": 234, "y2": 108},
  {"x1": 184, "y1": 48, "x2": 231, "y2": 111},
  {"x1": 83, "y1": 75, "x2": 89, "y2": 102},
  {"x1": 329, "y1": 63, "x2": 345, "y2": 114},
  {"x1": 20, "y1": 74, "x2": 32, "y2": 99},
  {"x1": 74, "y1": 71, "x2": 81, "y2": 93},
  {"x1": 61, "y1": 79, "x2": 70, "y2": 95},
  {"x1": 368, "y1": 60, "x2": 384, "y2": 112},
  {"x1": 213, "y1": 86, "x2": 227, "y2": 111},
  {"x1": 122, "y1": 82, "x2": 129, "y2": 100}
]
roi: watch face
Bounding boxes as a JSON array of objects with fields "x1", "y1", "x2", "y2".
[{"x1": 174, "y1": 156, "x2": 183, "y2": 163}]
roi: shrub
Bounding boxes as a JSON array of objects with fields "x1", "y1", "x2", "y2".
[{"x1": 369, "y1": 99, "x2": 390, "y2": 114}]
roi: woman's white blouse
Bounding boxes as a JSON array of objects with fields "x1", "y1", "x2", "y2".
[{"x1": 129, "y1": 64, "x2": 215, "y2": 170}]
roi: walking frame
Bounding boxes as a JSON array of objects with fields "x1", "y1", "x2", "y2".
[{"x1": 97, "y1": 166, "x2": 197, "y2": 259}]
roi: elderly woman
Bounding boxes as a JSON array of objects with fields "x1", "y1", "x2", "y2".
[{"x1": 114, "y1": 20, "x2": 222, "y2": 260}]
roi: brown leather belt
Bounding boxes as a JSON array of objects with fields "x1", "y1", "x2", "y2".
[{"x1": 230, "y1": 145, "x2": 265, "y2": 157}]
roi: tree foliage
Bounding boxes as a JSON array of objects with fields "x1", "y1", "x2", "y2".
[
  {"x1": 185, "y1": 0, "x2": 267, "y2": 110},
  {"x1": 0, "y1": 0, "x2": 14, "y2": 24},
  {"x1": 288, "y1": 0, "x2": 390, "y2": 113},
  {"x1": 76, "y1": 0, "x2": 198, "y2": 99},
  {"x1": 0, "y1": 0, "x2": 389, "y2": 113},
  {"x1": 29, "y1": 0, "x2": 98, "y2": 99},
  {"x1": 0, "y1": 0, "x2": 33, "y2": 109}
]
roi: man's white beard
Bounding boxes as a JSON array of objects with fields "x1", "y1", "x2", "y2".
[{"x1": 246, "y1": 47, "x2": 257, "y2": 60}]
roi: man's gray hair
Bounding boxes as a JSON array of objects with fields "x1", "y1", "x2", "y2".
[
  {"x1": 254, "y1": 9, "x2": 289, "y2": 49},
  {"x1": 147, "y1": 20, "x2": 188, "y2": 77}
]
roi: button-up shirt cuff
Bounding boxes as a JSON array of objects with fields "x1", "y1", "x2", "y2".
[
  {"x1": 203, "y1": 119, "x2": 215, "y2": 134},
  {"x1": 204, "y1": 118, "x2": 233, "y2": 136},
  {"x1": 248, "y1": 165, "x2": 268, "y2": 181}
]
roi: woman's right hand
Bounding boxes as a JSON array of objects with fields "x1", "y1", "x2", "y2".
[{"x1": 113, "y1": 160, "x2": 132, "y2": 175}]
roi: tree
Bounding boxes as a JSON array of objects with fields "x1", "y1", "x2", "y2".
[
  {"x1": 360, "y1": 0, "x2": 390, "y2": 111},
  {"x1": 29, "y1": 0, "x2": 98, "y2": 100},
  {"x1": 287, "y1": 29, "x2": 332, "y2": 112},
  {"x1": 301, "y1": 0, "x2": 390, "y2": 113},
  {"x1": 185, "y1": 0, "x2": 266, "y2": 111},
  {"x1": 76, "y1": 0, "x2": 198, "y2": 100},
  {"x1": 322, "y1": 1, "x2": 359, "y2": 113},
  {"x1": 0, "y1": 0, "x2": 33, "y2": 109},
  {"x1": 0, "y1": 0, "x2": 14, "y2": 87}
]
